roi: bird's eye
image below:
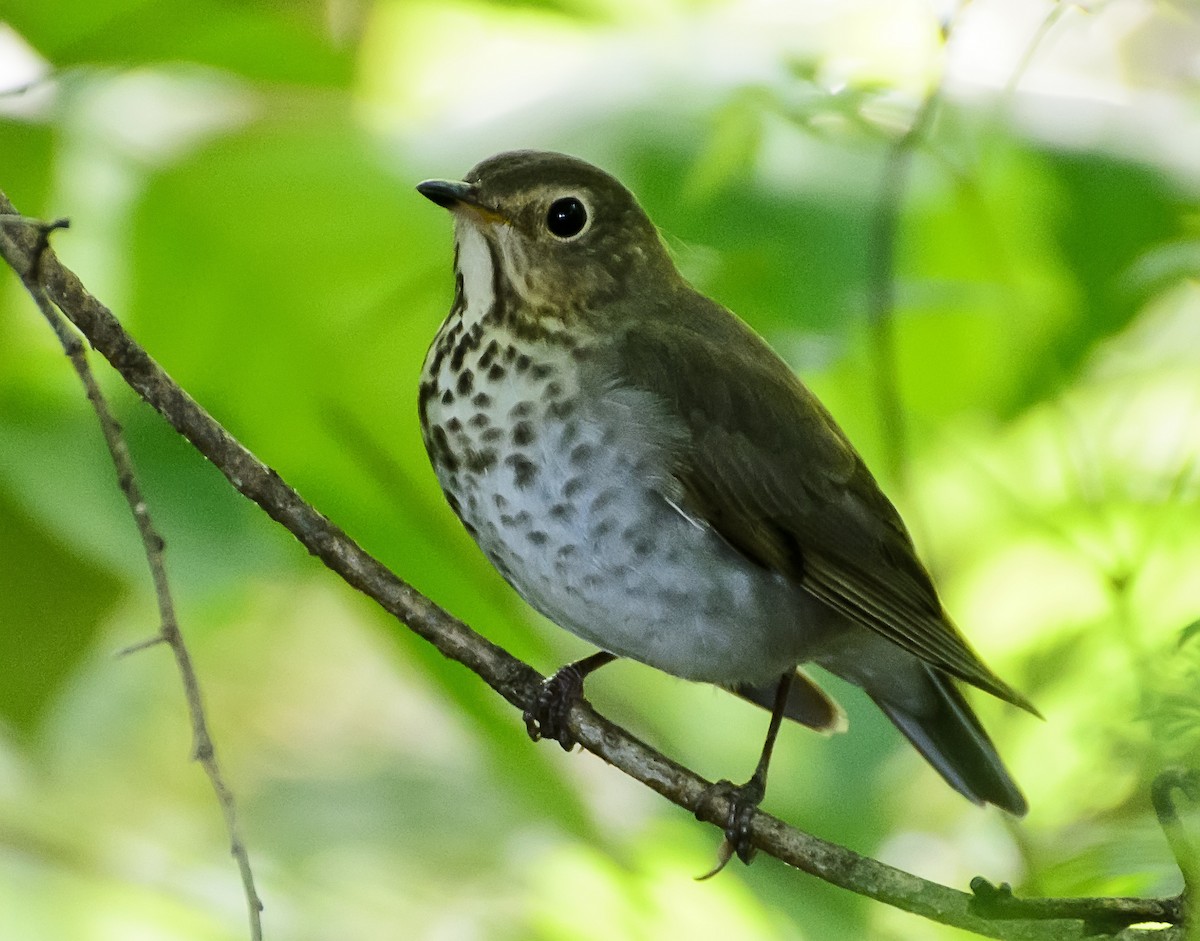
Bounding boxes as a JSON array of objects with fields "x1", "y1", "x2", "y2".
[{"x1": 546, "y1": 197, "x2": 588, "y2": 239}]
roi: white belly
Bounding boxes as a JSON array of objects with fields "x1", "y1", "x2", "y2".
[{"x1": 421, "y1": 325, "x2": 811, "y2": 686}]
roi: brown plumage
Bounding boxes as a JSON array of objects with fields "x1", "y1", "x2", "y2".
[{"x1": 417, "y1": 150, "x2": 1037, "y2": 864}]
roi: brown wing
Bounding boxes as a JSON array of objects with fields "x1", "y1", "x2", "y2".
[{"x1": 610, "y1": 299, "x2": 1037, "y2": 715}]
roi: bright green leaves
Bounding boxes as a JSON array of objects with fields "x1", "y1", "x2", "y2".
[{"x1": 4, "y1": 0, "x2": 353, "y2": 86}]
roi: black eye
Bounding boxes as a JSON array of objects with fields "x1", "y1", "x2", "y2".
[{"x1": 546, "y1": 197, "x2": 588, "y2": 238}]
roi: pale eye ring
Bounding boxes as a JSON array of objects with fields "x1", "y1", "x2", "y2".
[{"x1": 546, "y1": 196, "x2": 589, "y2": 239}]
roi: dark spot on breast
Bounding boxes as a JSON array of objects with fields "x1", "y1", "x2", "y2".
[
  {"x1": 487, "y1": 363, "x2": 506, "y2": 382},
  {"x1": 430, "y1": 426, "x2": 458, "y2": 472},
  {"x1": 545, "y1": 381, "x2": 563, "y2": 398},
  {"x1": 441, "y1": 389, "x2": 454, "y2": 405},
  {"x1": 515, "y1": 353, "x2": 532, "y2": 372},
  {"x1": 505, "y1": 454, "x2": 538, "y2": 489},
  {"x1": 562, "y1": 477, "x2": 584, "y2": 499},
  {"x1": 548, "y1": 400, "x2": 575, "y2": 420},
  {"x1": 559, "y1": 420, "x2": 580, "y2": 447},
  {"x1": 478, "y1": 339, "x2": 500, "y2": 370},
  {"x1": 531, "y1": 362, "x2": 553, "y2": 381},
  {"x1": 591, "y1": 489, "x2": 617, "y2": 512},
  {"x1": 512, "y1": 422, "x2": 535, "y2": 447},
  {"x1": 472, "y1": 392, "x2": 492, "y2": 408},
  {"x1": 503, "y1": 345, "x2": 518, "y2": 363},
  {"x1": 556, "y1": 545, "x2": 577, "y2": 559},
  {"x1": 633, "y1": 537, "x2": 655, "y2": 557},
  {"x1": 548, "y1": 329, "x2": 578, "y2": 350},
  {"x1": 512, "y1": 319, "x2": 541, "y2": 342},
  {"x1": 450, "y1": 339, "x2": 468, "y2": 372},
  {"x1": 465, "y1": 449, "x2": 497, "y2": 473},
  {"x1": 445, "y1": 417, "x2": 463, "y2": 433},
  {"x1": 456, "y1": 370, "x2": 474, "y2": 395},
  {"x1": 469, "y1": 413, "x2": 490, "y2": 429},
  {"x1": 493, "y1": 493, "x2": 508, "y2": 510},
  {"x1": 528, "y1": 530, "x2": 549, "y2": 546},
  {"x1": 481, "y1": 427, "x2": 503, "y2": 442},
  {"x1": 570, "y1": 443, "x2": 594, "y2": 465},
  {"x1": 450, "y1": 322, "x2": 484, "y2": 372},
  {"x1": 509, "y1": 401, "x2": 534, "y2": 419},
  {"x1": 549, "y1": 502, "x2": 575, "y2": 521},
  {"x1": 589, "y1": 518, "x2": 615, "y2": 539}
]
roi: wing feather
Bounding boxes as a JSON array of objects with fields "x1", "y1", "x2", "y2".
[{"x1": 608, "y1": 299, "x2": 1037, "y2": 715}]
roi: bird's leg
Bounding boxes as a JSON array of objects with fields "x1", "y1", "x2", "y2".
[
  {"x1": 697, "y1": 670, "x2": 794, "y2": 877},
  {"x1": 524, "y1": 651, "x2": 618, "y2": 751}
]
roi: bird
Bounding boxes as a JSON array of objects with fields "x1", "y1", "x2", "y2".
[{"x1": 415, "y1": 149, "x2": 1037, "y2": 868}]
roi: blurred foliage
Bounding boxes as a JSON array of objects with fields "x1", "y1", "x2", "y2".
[{"x1": 2, "y1": 0, "x2": 1200, "y2": 939}]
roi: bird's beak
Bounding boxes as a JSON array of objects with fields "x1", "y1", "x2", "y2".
[{"x1": 416, "y1": 179, "x2": 506, "y2": 224}]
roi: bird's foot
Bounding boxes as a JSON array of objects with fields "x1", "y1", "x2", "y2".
[
  {"x1": 694, "y1": 777, "x2": 766, "y2": 878},
  {"x1": 523, "y1": 663, "x2": 587, "y2": 751}
]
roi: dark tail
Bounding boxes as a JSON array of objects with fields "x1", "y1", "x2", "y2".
[{"x1": 870, "y1": 666, "x2": 1027, "y2": 816}]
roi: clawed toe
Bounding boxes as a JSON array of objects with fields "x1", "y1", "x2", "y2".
[
  {"x1": 523, "y1": 670, "x2": 581, "y2": 750},
  {"x1": 523, "y1": 652, "x2": 617, "y2": 752},
  {"x1": 695, "y1": 778, "x2": 766, "y2": 877}
]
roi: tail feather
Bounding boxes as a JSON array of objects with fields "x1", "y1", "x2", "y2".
[
  {"x1": 730, "y1": 668, "x2": 848, "y2": 734},
  {"x1": 870, "y1": 666, "x2": 1027, "y2": 816}
]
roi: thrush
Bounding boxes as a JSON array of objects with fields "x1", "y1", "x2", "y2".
[{"x1": 416, "y1": 150, "x2": 1036, "y2": 866}]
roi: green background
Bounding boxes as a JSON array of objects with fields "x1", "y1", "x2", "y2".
[{"x1": 1, "y1": 0, "x2": 1199, "y2": 938}]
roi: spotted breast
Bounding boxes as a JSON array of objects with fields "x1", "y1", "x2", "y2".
[{"x1": 417, "y1": 216, "x2": 812, "y2": 686}]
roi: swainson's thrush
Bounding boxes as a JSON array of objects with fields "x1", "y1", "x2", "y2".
[{"x1": 417, "y1": 150, "x2": 1036, "y2": 864}]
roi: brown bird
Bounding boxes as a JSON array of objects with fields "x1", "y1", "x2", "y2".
[{"x1": 416, "y1": 150, "x2": 1036, "y2": 866}]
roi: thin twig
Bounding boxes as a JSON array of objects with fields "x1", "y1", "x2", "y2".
[
  {"x1": 969, "y1": 877, "x2": 1182, "y2": 935},
  {"x1": 116, "y1": 634, "x2": 170, "y2": 656},
  {"x1": 1, "y1": 212, "x2": 264, "y2": 941},
  {"x1": 1, "y1": 193, "x2": 1187, "y2": 940},
  {"x1": 865, "y1": 2, "x2": 969, "y2": 488},
  {"x1": 970, "y1": 768, "x2": 1195, "y2": 934},
  {"x1": 1152, "y1": 769, "x2": 1200, "y2": 911},
  {"x1": 1005, "y1": 2, "x2": 1088, "y2": 98}
]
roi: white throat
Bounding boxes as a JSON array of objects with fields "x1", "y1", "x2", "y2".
[{"x1": 454, "y1": 221, "x2": 495, "y2": 331}]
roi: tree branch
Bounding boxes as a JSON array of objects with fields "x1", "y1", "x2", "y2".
[
  {"x1": 971, "y1": 764, "x2": 1193, "y2": 933},
  {"x1": 0, "y1": 213, "x2": 263, "y2": 939},
  {"x1": 0, "y1": 192, "x2": 1183, "y2": 940},
  {"x1": 1153, "y1": 769, "x2": 1199, "y2": 914}
]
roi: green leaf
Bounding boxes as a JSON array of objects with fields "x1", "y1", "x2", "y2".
[
  {"x1": 0, "y1": 483, "x2": 121, "y2": 732},
  {"x1": 4, "y1": 0, "x2": 354, "y2": 85}
]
